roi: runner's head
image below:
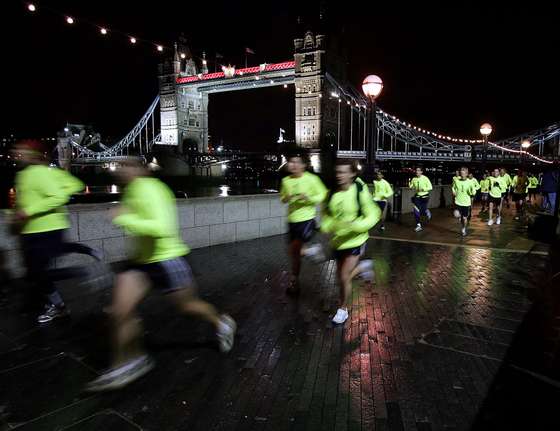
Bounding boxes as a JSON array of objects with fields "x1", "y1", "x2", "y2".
[
  {"x1": 286, "y1": 153, "x2": 307, "y2": 176},
  {"x1": 493, "y1": 168, "x2": 500, "y2": 177},
  {"x1": 116, "y1": 157, "x2": 149, "y2": 184},
  {"x1": 460, "y1": 167, "x2": 469, "y2": 179},
  {"x1": 500, "y1": 168, "x2": 507, "y2": 176},
  {"x1": 483, "y1": 171, "x2": 488, "y2": 179},
  {"x1": 415, "y1": 167, "x2": 423, "y2": 177},
  {"x1": 376, "y1": 171, "x2": 384, "y2": 181},
  {"x1": 12, "y1": 139, "x2": 48, "y2": 166},
  {"x1": 335, "y1": 159, "x2": 358, "y2": 187}
]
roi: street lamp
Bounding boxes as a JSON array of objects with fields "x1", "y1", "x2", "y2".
[
  {"x1": 480, "y1": 122, "x2": 492, "y2": 172},
  {"x1": 362, "y1": 75, "x2": 383, "y2": 166},
  {"x1": 521, "y1": 139, "x2": 531, "y2": 165}
]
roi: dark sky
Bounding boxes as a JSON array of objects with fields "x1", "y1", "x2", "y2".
[{"x1": 2, "y1": 1, "x2": 558, "y2": 148}]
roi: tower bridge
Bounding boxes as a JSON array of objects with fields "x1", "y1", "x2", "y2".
[{"x1": 63, "y1": 31, "x2": 559, "y2": 168}]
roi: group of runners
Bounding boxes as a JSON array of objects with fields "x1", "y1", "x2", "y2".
[{"x1": 7, "y1": 139, "x2": 545, "y2": 391}]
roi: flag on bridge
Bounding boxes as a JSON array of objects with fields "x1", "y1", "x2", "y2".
[{"x1": 245, "y1": 47, "x2": 255, "y2": 55}]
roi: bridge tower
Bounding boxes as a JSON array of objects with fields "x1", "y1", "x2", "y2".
[
  {"x1": 158, "y1": 43, "x2": 209, "y2": 153},
  {"x1": 294, "y1": 31, "x2": 341, "y2": 172}
]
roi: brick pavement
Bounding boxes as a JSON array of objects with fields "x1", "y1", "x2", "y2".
[{"x1": 0, "y1": 205, "x2": 557, "y2": 431}]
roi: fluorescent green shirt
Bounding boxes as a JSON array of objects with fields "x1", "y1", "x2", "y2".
[
  {"x1": 409, "y1": 175, "x2": 433, "y2": 197},
  {"x1": 480, "y1": 178, "x2": 490, "y2": 193},
  {"x1": 15, "y1": 165, "x2": 84, "y2": 234},
  {"x1": 500, "y1": 173, "x2": 512, "y2": 189},
  {"x1": 113, "y1": 177, "x2": 189, "y2": 264},
  {"x1": 320, "y1": 178, "x2": 381, "y2": 250},
  {"x1": 372, "y1": 179, "x2": 394, "y2": 201},
  {"x1": 512, "y1": 175, "x2": 529, "y2": 194},
  {"x1": 453, "y1": 178, "x2": 476, "y2": 206},
  {"x1": 280, "y1": 172, "x2": 327, "y2": 223},
  {"x1": 452, "y1": 176, "x2": 460, "y2": 186},
  {"x1": 528, "y1": 176, "x2": 539, "y2": 189},
  {"x1": 489, "y1": 176, "x2": 504, "y2": 198},
  {"x1": 469, "y1": 177, "x2": 480, "y2": 191}
]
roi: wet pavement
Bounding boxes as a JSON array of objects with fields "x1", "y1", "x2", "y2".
[{"x1": 0, "y1": 204, "x2": 558, "y2": 430}]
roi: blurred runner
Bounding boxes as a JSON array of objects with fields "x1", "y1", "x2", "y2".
[
  {"x1": 488, "y1": 168, "x2": 504, "y2": 226},
  {"x1": 372, "y1": 171, "x2": 393, "y2": 231},
  {"x1": 452, "y1": 167, "x2": 476, "y2": 236},
  {"x1": 500, "y1": 168, "x2": 513, "y2": 209},
  {"x1": 280, "y1": 152, "x2": 327, "y2": 295},
  {"x1": 512, "y1": 170, "x2": 529, "y2": 220},
  {"x1": 86, "y1": 159, "x2": 236, "y2": 391},
  {"x1": 321, "y1": 160, "x2": 380, "y2": 325},
  {"x1": 479, "y1": 171, "x2": 490, "y2": 213},
  {"x1": 409, "y1": 167, "x2": 433, "y2": 232}
]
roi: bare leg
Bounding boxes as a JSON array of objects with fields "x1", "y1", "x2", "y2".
[
  {"x1": 489, "y1": 202, "x2": 494, "y2": 221},
  {"x1": 337, "y1": 254, "x2": 360, "y2": 309},
  {"x1": 289, "y1": 240, "x2": 303, "y2": 280},
  {"x1": 168, "y1": 287, "x2": 221, "y2": 329},
  {"x1": 110, "y1": 271, "x2": 150, "y2": 367}
]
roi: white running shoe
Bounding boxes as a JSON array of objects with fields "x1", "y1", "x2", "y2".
[
  {"x1": 453, "y1": 209, "x2": 461, "y2": 219},
  {"x1": 217, "y1": 314, "x2": 237, "y2": 353},
  {"x1": 487, "y1": 219, "x2": 494, "y2": 226},
  {"x1": 414, "y1": 224, "x2": 423, "y2": 232},
  {"x1": 355, "y1": 259, "x2": 373, "y2": 274},
  {"x1": 85, "y1": 355, "x2": 155, "y2": 392},
  {"x1": 302, "y1": 244, "x2": 326, "y2": 264},
  {"x1": 461, "y1": 227, "x2": 467, "y2": 236},
  {"x1": 332, "y1": 308, "x2": 349, "y2": 324},
  {"x1": 426, "y1": 209, "x2": 432, "y2": 221},
  {"x1": 496, "y1": 216, "x2": 501, "y2": 225}
]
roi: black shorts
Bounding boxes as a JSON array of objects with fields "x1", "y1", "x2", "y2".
[
  {"x1": 288, "y1": 219, "x2": 316, "y2": 243},
  {"x1": 481, "y1": 192, "x2": 489, "y2": 200},
  {"x1": 375, "y1": 200, "x2": 387, "y2": 211},
  {"x1": 513, "y1": 193, "x2": 527, "y2": 201},
  {"x1": 334, "y1": 243, "x2": 366, "y2": 261},
  {"x1": 489, "y1": 196, "x2": 502, "y2": 206},
  {"x1": 125, "y1": 255, "x2": 194, "y2": 294},
  {"x1": 456, "y1": 205, "x2": 471, "y2": 218}
]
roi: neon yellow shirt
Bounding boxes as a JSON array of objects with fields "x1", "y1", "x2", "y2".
[
  {"x1": 512, "y1": 175, "x2": 529, "y2": 194},
  {"x1": 469, "y1": 177, "x2": 480, "y2": 191},
  {"x1": 15, "y1": 165, "x2": 84, "y2": 234},
  {"x1": 113, "y1": 177, "x2": 189, "y2": 264},
  {"x1": 320, "y1": 178, "x2": 381, "y2": 250},
  {"x1": 280, "y1": 172, "x2": 327, "y2": 223},
  {"x1": 489, "y1": 176, "x2": 504, "y2": 198},
  {"x1": 372, "y1": 179, "x2": 394, "y2": 201},
  {"x1": 453, "y1": 178, "x2": 476, "y2": 206},
  {"x1": 480, "y1": 178, "x2": 490, "y2": 193},
  {"x1": 500, "y1": 173, "x2": 512, "y2": 189},
  {"x1": 409, "y1": 175, "x2": 433, "y2": 197},
  {"x1": 528, "y1": 176, "x2": 539, "y2": 189}
]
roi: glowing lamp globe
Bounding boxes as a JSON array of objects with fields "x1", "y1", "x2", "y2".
[
  {"x1": 480, "y1": 123, "x2": 492, "y2": 136},
  {"x1": 521, "y1": 140, "x2": 531, "y2": 149},
  {"x1": 362, "y1": 75, "x2": 383, "y2": 99}
]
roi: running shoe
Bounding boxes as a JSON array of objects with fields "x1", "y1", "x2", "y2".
[
  {"x1": 85, "y1": 355, "x2": 155, "y2": 392},
  {"x1": 496, "y1": 216, "x2": 502, "y2": 225},
  {"x1": 487, "y1": 219, "x2": 494, "y2": 226},
  {"x1": 332, "y1": 308, "x2": 349, "y2": 324},
  {"x1": 426, "y1": 209, "x2": 432, "y2": 221},
  {"x1": 302, "y1": 244, "x2": 326, "y2": 264},
  {"x1": 453, "y1": 209, "x2": 461, "y2": 219},
  {"x1": 414, "y1": 224, "x2": 423, "y2": 232},
  {"x1": 380, "y1": 224, "x2": 385, "y2": 231},
  {"x1": 37, "y1": 304, "x2": 69, "y2": 324},
  {"x1": 461, "y1": 227, "x2": 467, "y2": 236},
  {"x1": 217, "y1": 314, "x2": 237, "y2": 353}
]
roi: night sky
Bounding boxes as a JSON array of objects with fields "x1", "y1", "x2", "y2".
[{"x1": 2, "y1": 1, "x2": 558, "y2": 150}]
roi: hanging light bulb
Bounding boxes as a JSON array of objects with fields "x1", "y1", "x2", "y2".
[
  {"x1": 180, "y1": 53, "x2": 186, "y2": 59},
  {"x1": 27, "y1": 3, "x2": 36, "y2": 12},
  {"x1": 66, "y1": 16, "x2": 74, "y2": 24},
  {"x1": 100, "y1": 27, "x2": 108, "y2": 35},
  {"x1": 156, "y1": 45, "x2": 163, "y2": 52},
  {"x1": 130, "y1": 37, "x2": 137, "y2": 44}
]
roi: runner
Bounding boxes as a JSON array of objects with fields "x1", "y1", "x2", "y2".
[
  {"x1": 280, "y1": 152, "x2": 327, "y2": 295},
  {"x1": 511, "y1": 169, "x2": 529, "y2": 220},
  {"x1": 479, "y1": 171, "x2": 490, "y2": 213},
  {"x1": 86, "y1": 158, "x2": 236, "y2": 391},
  {"x1": 321, "y1": 159, "x2": 380, "y2": 325},
  {"x1": 10, "y1": 139, "x2": 87, "y2": 323},
  {"x1": 372, "y1": 171, "x2": 393, "y2": 231},
  {"x1": 467, "y1": 172, "x2": 480, "y2": 220},
  {"x1": 527, "y1": 172, "x2": 539, "y2": 204},
  {"x1": 452, "y1": 169, "x2": 461, "y2": 187},
  {"x1": 409, "y1": 167, "x2": 433, "y2": 232},
  {"x1": 488, "y1": 168, "x2": 504, "y2": 226},
  {"x1": 500, "y1": 168, "x2": 513, "y2": 209},
  {"x1": 452, "y1": 167, "x2": 476, "y2": 236}
]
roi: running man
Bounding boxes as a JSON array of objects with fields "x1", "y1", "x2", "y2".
[
  {"x1": 11, "y1": 140, "x2": 85, "y2": 323},
  {"x1": 86, "y1": 159, "x2": 236, "y2": 391},
  {"x1": 409, "y1": 167, "x2": 433, "y2": 232},
  {"x1": 280, "y1": 153, "x2": 327, "y2": 294},
  {"x1": 453, "y1": 167, "x2": 476, "y2": 236},
  {"x1": 467, "y1": 172, "x2": 480, "y2": 220},
  {"x1": 479, "y1": 171, "x2": 490, "y2": 213},
  {"x1": 321, "y1": 160, "x2": 380, "y2": 325},
  {"x1": 511, "y1": 170, "x2": 529, "y2": 220},
  {"x1": 372, "y1": 171, "x2": 393, "y2": 231},
  {"x1": 500, "y1": 168, "x2": 513, "y2": 209},
  {"x1": 488, "y1": 168, "x2": 504, "y2": 226},
  {"x1": 527, "y1": 172, "x2": 539, "y2": 204}
]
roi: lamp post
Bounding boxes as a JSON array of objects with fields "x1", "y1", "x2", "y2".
[
  {"x1": 521, "y1": 139, "x2": 531, "y2": 165},
  {"x1": 362, "y1": 75, "x2": 383, "y2": 167},
  {"x1": 480, "y1": 123, "x2": 492, "y2": 172}
]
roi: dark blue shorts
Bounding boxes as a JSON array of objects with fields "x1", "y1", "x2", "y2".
[
  {"x1": 288, "y1": 219, "x2": 316, "y2": 243},
  {"x1": 126, "y1": 255, "x2": 194, "y2": 294},
  {"x1": 456, "y1": 205, "x2": 470, "y2": 218},
  {"x1": 375, "y1": 200, "x2": 387, "y2": 211},
  {"x1": 489, "y1": 196, "x2": 502, "y2": 206},
  {"x1": 334, "y1": 243, "x2": 366, "y2": 261}
]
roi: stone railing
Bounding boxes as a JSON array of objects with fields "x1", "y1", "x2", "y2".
[{"x1": 0, "y1": 185, "x2": 452, "y2": 278}]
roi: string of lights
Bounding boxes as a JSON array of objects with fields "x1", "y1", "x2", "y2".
[{"x1": 487, "y1": 142, "x2": 553, "y2": 164}]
